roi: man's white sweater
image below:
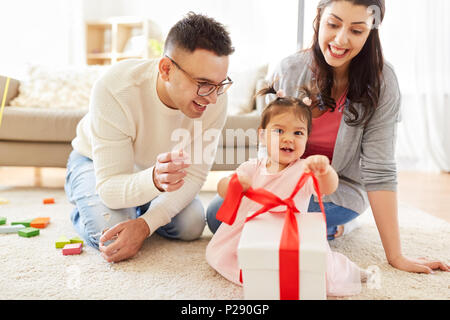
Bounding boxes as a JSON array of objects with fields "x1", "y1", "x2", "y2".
[{"x1": 72, "y1": 59, "x2": 227, "y2": 235}]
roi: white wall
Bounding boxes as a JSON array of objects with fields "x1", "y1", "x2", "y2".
[
  {"x1": 0, "y1": 0, "x2": 299, "y2": 79},
  {"x1": 83, "y1": 0, "x2": 299, "y2": 73},
  {"x1": 0, "y1": 0, "x2": 84, "y2": 79}
]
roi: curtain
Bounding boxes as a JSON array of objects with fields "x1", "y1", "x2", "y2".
[{"x1": 382, "y1": 0, "x2": 450, "y2": 172}]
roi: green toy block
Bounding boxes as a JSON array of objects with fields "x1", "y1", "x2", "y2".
[
  {"x1": 18, "y1": 227, "x2": 40, "y2": 238},
  {"x1": 55, "y1": 235, "x2": 71, "y2": 248},
  {"x1": 12, "y1": 219, "x2": 34, "y2": 227},
  {"x1": 0, "y1": 217, "x2": 6, "y2": 225},
  {"x1": 70, "y1": 236, "x2": 84, "y2": 246}
]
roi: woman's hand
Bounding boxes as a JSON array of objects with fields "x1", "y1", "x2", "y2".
[{"x1": 389, "y1": 255, "x2": 449, "y2": 274}]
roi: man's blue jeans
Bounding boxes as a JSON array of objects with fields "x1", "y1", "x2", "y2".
[
  {"x1": 206, "y1": 194, "x2": 359, "y2": 240},
  {"x1": 64, "y1": 150, "x2": 206, "y2": 249}
]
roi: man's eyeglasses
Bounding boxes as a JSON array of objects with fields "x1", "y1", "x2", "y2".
[{"x1": 165, "y1": 55, "x2": 233, "y2": 97}]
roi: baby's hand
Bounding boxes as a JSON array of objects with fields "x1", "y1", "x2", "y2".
[
  {"x1": 304, "y1": 155, "x2": 331, "y2": 176},
  {"x1": 237, "y1": 175, "x2": 252, "y2": 192}
]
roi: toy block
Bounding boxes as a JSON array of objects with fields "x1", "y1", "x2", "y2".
[
  {"x1": 0, "y1": 224, "x2": 26, "y2": 234},
  {"x1": 62, "y1": 243, "x2": 83, "y2": 255},
  {"x1": 43, "y1": 198, "x2": 55, "y2": 204},
  {"x1": 0, "y1": 198, "x2": 9, "y2": 205},
  {"x1": 55, "y1": 235, "x2": 71, "y2": 248},
  {"x1": 11, "y1": 219, "x2": 34, "y2": 227},
  {"x1": 30, "y1": 217, "x2": 51, "y2": 229},
  {"x1": 70, "y1": 236, "x2": 84, "y2": 246},
  {"x1": 0, "y1": 217, "x2": 6, "y2": 225},
  {"x1": 18, "y1": 227, "x2": 40, "y2": 238}
]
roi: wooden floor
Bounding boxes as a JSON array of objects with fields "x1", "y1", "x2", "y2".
[{"x1": 0, "y1": 167, "x2": 449, "y2": 223}]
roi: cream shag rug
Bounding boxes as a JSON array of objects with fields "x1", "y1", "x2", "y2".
[{"x1": 0, "y1": 186, "x2": 448, "y2": 300}]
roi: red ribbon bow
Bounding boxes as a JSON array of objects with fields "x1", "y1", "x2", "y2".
[{"x1": 216, "y1": 171, "x2": 327, "y2": 300}]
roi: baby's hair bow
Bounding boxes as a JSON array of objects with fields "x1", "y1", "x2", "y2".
[
  {"x1": 302, "y1": 97, "x2": 312, "y2": 106},
  {"x1": 276, "y1": 89, "x2": 286, "y2": 98}
]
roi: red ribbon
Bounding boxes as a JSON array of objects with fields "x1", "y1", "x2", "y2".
[{"x1": 216, "y1": 171, "x2": 327, "y2": 300}]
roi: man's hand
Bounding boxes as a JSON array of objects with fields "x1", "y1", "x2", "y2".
[
  {"x1": 304, "y1": 155, "x2": 331, "y2": 176},
  {"x1": 99, "y1": 218, "x2": 150, "y2": 263},
  {"x1": 153, "y1": 150, "x2": 190, "y2": 192}
]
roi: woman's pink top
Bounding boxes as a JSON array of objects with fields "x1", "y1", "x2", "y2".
[
  {"x1": 302, "y1": 92, "x2": 347, "y2": 163},
  {"x1": 206, "y1": 157, "x2": 362, "y2": 297}
]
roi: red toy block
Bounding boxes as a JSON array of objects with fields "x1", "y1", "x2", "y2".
[
  {"x1": 30, "y1": 217, "x2": 51, "y2": 229},
  {"x1": 62, "y1": 243, "x2": 83, "y2": 255},
  {"x1": 43, "y1": 198, "x2": 55, "y2": 204}
]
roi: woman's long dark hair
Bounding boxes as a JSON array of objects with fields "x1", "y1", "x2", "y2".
[{"x1": 311, "y1": 0, "x2": 385, "y2": 127}]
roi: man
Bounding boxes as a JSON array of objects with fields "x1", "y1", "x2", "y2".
[{"x1": 64, "y1": 12, "x2": 234, "y2": 263}]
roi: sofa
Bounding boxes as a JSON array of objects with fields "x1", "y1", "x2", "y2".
[{"x1": 0, "y1": 65, "x2": 267, "y2": 172}]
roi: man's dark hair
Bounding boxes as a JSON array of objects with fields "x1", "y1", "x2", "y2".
[{"x1": 164, "y1": 12, "x2": 234, "y2": 56}]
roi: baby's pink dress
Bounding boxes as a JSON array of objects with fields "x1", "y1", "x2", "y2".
[{"x1": 205, "y1": 158, "x2": 362, "y2": 297}]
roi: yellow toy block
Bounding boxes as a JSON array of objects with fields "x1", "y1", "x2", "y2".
[
  {"x1": 70, "y1": 236, "x2": 84, "y2": 246},
  {"x1": 55, "y1": 235, "x2": 71, "y2": 249}
]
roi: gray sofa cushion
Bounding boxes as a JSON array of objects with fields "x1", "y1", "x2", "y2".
[
  {"x1": 0, "y1": 107, "x2": 261, "y2": 147},
  {"x1": 0, "y1": 141, "x2": 73, "y2": 167},
  {"x1": 0, "y1": 108, "x2": 261, "y2": 145},
  {"x1": 0, "y1": 106, "x2": 86, "y2": 142}
]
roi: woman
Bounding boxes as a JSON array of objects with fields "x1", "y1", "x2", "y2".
[{"x1": 207, "y1": 0, "x2": 449, "y2": 274}]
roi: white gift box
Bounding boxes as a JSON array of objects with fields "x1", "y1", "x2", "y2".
[{"x1": 238, "y1": 211, "x2": 327, "y2": 300}]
